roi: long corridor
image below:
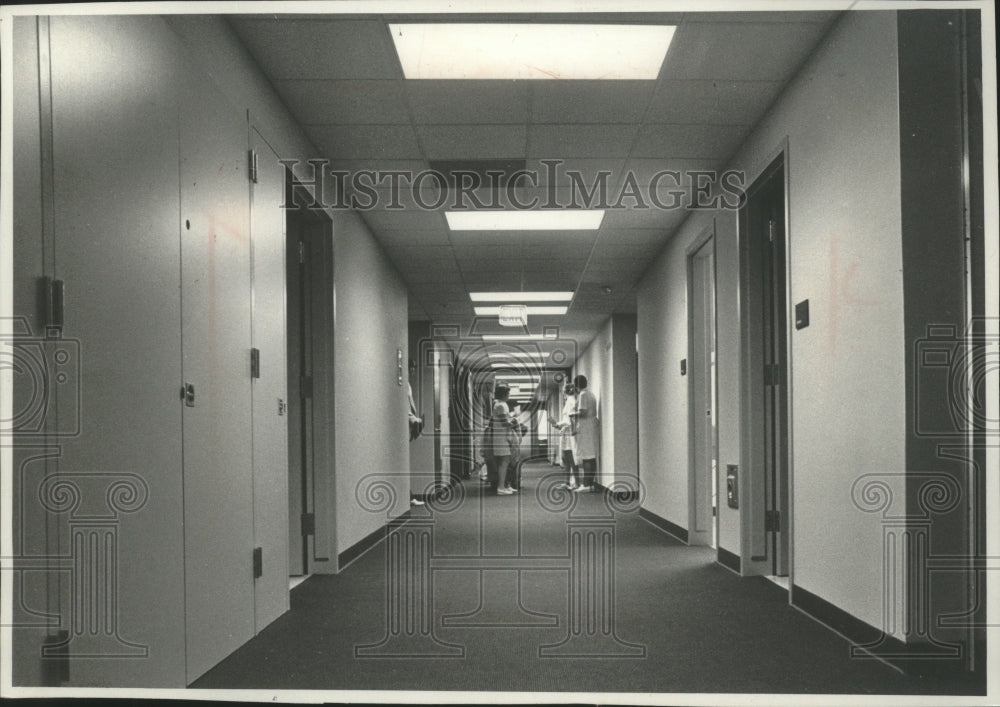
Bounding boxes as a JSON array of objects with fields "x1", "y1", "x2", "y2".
[{"x1": 193, "y1": 461, "x2": 974, "y2": 696}]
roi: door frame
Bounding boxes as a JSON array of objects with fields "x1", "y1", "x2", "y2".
[
  {"x1": 686, "y1": 224, "x2": 719, "y2": 548},
  {"x1": 737, "y1": 142, "x2": 794, "y2": 582},
  {"x1": 285, "y1": 178, "x2": 337, "y2": 576}
]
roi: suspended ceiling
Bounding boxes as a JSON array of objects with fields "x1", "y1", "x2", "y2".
[{"x1": 230, "y1": 10, "x2": 840, "y2": 356}]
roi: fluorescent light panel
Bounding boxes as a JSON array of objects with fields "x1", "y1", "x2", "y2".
[
  {"x1": 482, "y1": 334, "x2": 556, "y2": 341},
  {"x1": 489, "y1": 352, "x2": 548, "y2": 359},
  {"x1": 446, "y1": 210, "x2": 604, "y2": 231},
  {"x1": 389, "y1": 24, "x2": 676, "y2": 80},
  {"x1": 471, "y1": 291, "x2": 573, "y2": 302},
  {"x1": 475, "y1": 306, "x2": 567, "y2": 316}
]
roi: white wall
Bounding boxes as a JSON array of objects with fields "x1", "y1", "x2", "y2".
[
  {"x1": 10, "y1": 14, "x2": 411, "y2": 686},
  {"x1": 333, "y1": 211, "x2": 411, "y2": 554},
  {"x1": 574, "y1": 314, "x2": 639, "y2": 489},
  {"x1": 637, "y1": 228, "x2": 704, "y2": 531},
  {"x1": 636, "y1": 10, "x2": 906, "y2": 633},
  {"x1": 612, "y1": 315, "x2": 639, "y2": 490},
  {"x1": 170, "y1": 15, "x2": 411, "y2": 563},
  {"x1": 575, "y1": 321, "x2": 612, "y2": 479}
]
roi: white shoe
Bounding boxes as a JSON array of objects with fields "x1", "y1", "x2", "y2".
[
  {"x1": 497, "y1": 488, "x2": 514, "y2": 495},
  {"x1": 411, "y1": 498, "x2": 425, "y2": 506},
  {"x1": 507, "y1": 486, "x2": 518, "y2": 493},
  {"x1": 572, "y1": 485, "x2": 590, "y2": 493}
]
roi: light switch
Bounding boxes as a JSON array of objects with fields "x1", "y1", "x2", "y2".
[{"x1": 795, "y1": 299, "x2": 810, "y2": 330}]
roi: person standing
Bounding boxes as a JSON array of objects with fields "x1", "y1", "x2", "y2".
[
  {"x1": 407, "y1": 358, "x2": 425, "y2": 506},
  {"x1": 490, "y1": 383, "x2": 520, "y2": 496},
  {"x1": 550, "y1": 382, "x2": 579, "y2": 490},
  {"x1": 570, "y1": 374, "x2": 599, "y2": 493}
]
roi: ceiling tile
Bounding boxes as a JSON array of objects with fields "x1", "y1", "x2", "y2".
[
  {"x1": 230, "y1": 19, "x2": 400, "y2": 79},
  {"x1": 306, "y1": 124, "x2": 421, "y2": 160},
  {"x1": 622, "y1": 158, "x2": 720, "y2": 184},
  {"x1": 530, "y1": 81, "x2": 654, "y2": 124},
  {"x1": 645, "y1": 79, "x2": 784, "y2": 125},
  {"x1": 528, "y1": 125, "x2": 638, "y2": 159},
  {"x1": 407, "y1": 81, "x2": 529, "y2": 124},
  {"x1": 521, "y1": 243, "x2": 593, "y2": 260},
  {"x1": 275, "y1": 80, "x2": 409, "y2": 124},
  {"x1": 632, "y1": 123, "x2": 749, "y2": 159},
  {"x1": 600, "y1": 207, "x2": 690, "y2": 231},
  {"x1": 524, "y1": 158, "x2": 627, "y2": 187},
  {"x1": 660, "y1": 21, "x2": 831, "y2": 82},
  {"x1": 598, "y1": 227, "x2": 672, "y2": 245},
  {"x1": 417, "y1": 125, "x2": 527, "y2": 160},
  {"x1": 520, "y1": 272, "x2": 581, "y2": 289},
  {"x1": 362, "y1": 210, "x2": 447, "y2": 231},
  {"x1": 452, "y1": 244, "x2": 523, "y2": 261},
  {"x1": 400, "y1": 268, "x2": 465, "y2": 284}
]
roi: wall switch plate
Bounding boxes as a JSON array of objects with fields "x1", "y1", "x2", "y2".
[{"x1": 795, "y1": 299, "x2": 810, "y2": 330}]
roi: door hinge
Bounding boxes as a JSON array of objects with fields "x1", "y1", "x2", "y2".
[
  {"x1": 301, "y1": 513, "x2": 315, "y2": 537},
  {"x1": 250, "y1": 347, "x2": 260, "y2": 379},
  {"x1": 764, "y1": 363, "x2": 781, "y2": 387},
  {"x1": 253, "y1": 547, "x2": 263, "y2": 579},
  {"x1": 300, "y1": 376, "x2": 313, "y2": 399},
  {"x1": 765, "y1": 510, "x2": 781, "y2": 532},
  {"x1": 298, "y1": 240, "x2": 306, "y2": 264},
  {"x1": 44, "y1": 277, "x2": 65, "y2": 333},
  {"x1": 248, "y1": 149, "x2": 259, "y2": 184},
  {"x1": 768, "y1": 218, "x2": 776, "y2": 242}
]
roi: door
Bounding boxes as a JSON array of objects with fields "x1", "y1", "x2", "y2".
[
  {"x1": 41, "y1": 15, "x2": 188, "y2": 685},
  {"x1": 179, "y1": 66, "x2": 255, "y2": 680},
  {"x1": 433, "y1": 347, "x2": 451, "y2": 487},
  {"x1": 249, "y1": 127, "x2": 289, "y2": 630},
  {"x1": 286, "y1": 204, "x2": 310, "y2": 576},
  {"x1": 286, "y1": 193, "x2": 335, "y2": 575},
  {"x1": 763, "y1": 177, "x2": 790, "y2": 577},
  {"x1": 740, "y1": 154, "x2": 790, "y2": 577},
  {"x1": 689, "y1": 233, "x2": 717, "y2": 547}
]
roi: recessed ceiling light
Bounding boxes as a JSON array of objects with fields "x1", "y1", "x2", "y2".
[
  {"x1": 446, "y1": 210, "x2": 604, "y2": 231},
  {"x1": 389, "y1": 24, "x2": 676, "y2": 80},
  {"x1": 475, "y1": 306, "x2": 568, "y2": 316},
  {"x1": 471, "y1": 291, "x2": 573, "y2": 302},
  {"x1": 481, "y1": 334, "x2": 557, "y2": 341},
  {"x1": 489, "y1": 351, "x2": 547, "y2": 358}
]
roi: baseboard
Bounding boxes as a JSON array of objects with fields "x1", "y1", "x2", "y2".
[
  {"x1": 337, "y1": 509, "x2": 411, "y2": 570},
  {"x1": 716, "y1": 546, "x2": 740, "y2": 574},
  {"x1": 791, "y1": 584, "x2": 982, "y2": 686},
  {"x1": 638, "y1": 507, "x2": 688, "y2": 543}
]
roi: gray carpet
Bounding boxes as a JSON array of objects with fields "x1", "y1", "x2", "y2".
[{"x1": 192, "y1": 461, "x2": 980, "y2": 697}]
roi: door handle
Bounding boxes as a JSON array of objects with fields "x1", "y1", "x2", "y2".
[{"x1": 182, "y1": 382, "x2": 196, "y2": 407}]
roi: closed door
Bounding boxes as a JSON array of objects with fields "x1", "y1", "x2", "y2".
[
  {"x1": 179, "y1": 67, "x2": 255, "y2": 682},
  {"x1": 741, "y1": 155, "x2": 790, "y2": 578},
  {"x1": 689, "y1": 235, "x2": 717, "y2": 548},
  {"x1": 249, "y1": 127, "x2": 290, "y2": 631}
]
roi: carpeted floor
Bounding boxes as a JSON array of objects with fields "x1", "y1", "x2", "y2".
[{"x1": 192, "y1": 461, "x2": 981, "y2": 697}]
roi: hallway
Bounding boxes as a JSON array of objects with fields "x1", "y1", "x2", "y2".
[
  {"x1": 193, "y1": 462, "x2": 973, "y2": 696},
  {"x1": 3, "y1": 4, "x2": 994, "y2": 702}
]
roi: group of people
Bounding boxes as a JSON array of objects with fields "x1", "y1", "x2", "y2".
[
  {"x1": 550, "y1": 374, "x2": 599, "y2": 493},
  {"x1": 477, "y1": 373, "x2": 599, "y2": 497}
]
